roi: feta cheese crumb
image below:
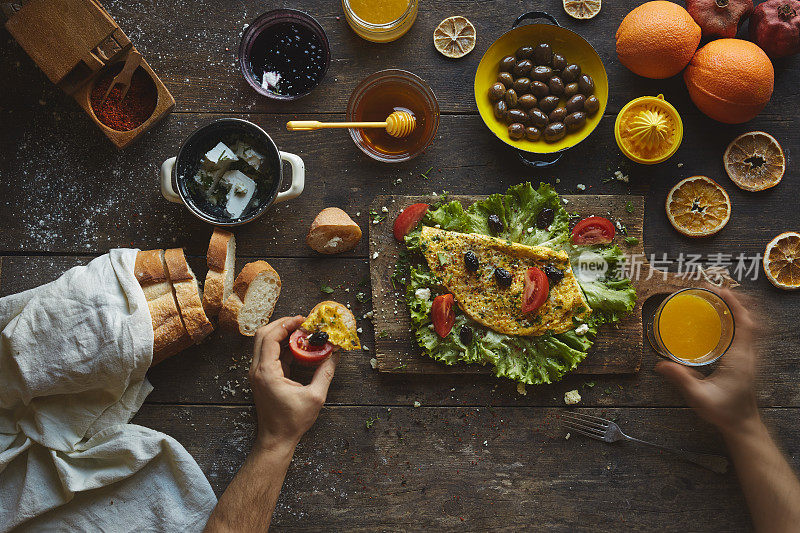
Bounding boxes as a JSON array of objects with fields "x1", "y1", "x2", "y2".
[
  {"x1": 355, "y1": 212, "x2": 361, "y2": 217},
  {"x1": 413, "y1": 401, "x2": 421, "y2": 408},
  {"x1": 371, "y1": 252, "x2": 379, "y2": 260},
  {"x1": 414, "y1": 288, "x2": 431, "y2": 301},
  {"x1": 363, "y1": 311, "x2": 374, "y2": 319},
  {"x1": 357, "y1": 327, "x2": 363, "y2": 333},
  {"x1": 575, "y1": 323, "x2": 590, "y2": 336},
  {"x1": 381, "y1": 206, "x2": 388, "y2": 213},
  {"x1": 564, "y1": 389, "x2": 582, "y2": 405},
  {"x1": 369, "y1": 358, "x2": 378, "y2": 369},
  {"x1": 576, "y1": 183, "x2": 586, "y2": 191},
  {"x1": 517, "y1": 382, "x2": 527, "y2": 396},
  {"x1": 565, "y1": 432, "x2": 571, "y2": 440},
  {"x1": 677, "y1": 162, "x2": 684, "y2": 168},
  {"x1": 483, "y1": 440, "x2": 488, "y2": 446},
  {"x1": 362, "y1": 345, "x2": 370, "y2": 352},
  {"x1": 527, "y1": 227, "x2": 533, "y2": 233},
  {"x1": 563, "y1": 198, "x2": 569, "y2": 205}
]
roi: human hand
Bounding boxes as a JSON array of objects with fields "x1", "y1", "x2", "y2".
[
  {"x1": 656, "y1": 289, "x2": 759, "y2": 435},
  {"x1": 248, "y1": 316, "x2": 339, "y2": 452}
]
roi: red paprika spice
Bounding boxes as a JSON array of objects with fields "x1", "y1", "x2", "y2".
[{"x1": 90, "y1": 63, "x2": 157, "y2": 131}]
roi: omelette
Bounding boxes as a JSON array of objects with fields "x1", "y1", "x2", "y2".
[{"x1": 419, "y1": 226, "x2": 591, "y2": 336}]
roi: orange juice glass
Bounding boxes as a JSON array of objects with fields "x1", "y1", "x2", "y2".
[{"x1": 647, "y1": 288, "x2": 735, "y2": 366}]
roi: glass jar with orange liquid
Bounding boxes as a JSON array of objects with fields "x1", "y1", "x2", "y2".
[
  {"x1": 342, "y1": 0, "x2": 419, "y2": 42},
  {"x1": 647, "y1": 288, "x2": 735, "y2": 366}
]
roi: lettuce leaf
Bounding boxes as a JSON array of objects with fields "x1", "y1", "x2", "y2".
[{"x1": 401, "y1": 182, "x2": 636, "y2": 385}]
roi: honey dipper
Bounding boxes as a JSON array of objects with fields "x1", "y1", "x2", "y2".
[{"x1": 286, "y1": 110, "x2": 416, "y2": 138}]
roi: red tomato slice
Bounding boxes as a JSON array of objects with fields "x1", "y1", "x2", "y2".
[
  {"x1": 571, "y1": 216, "x2": 615, "y2": 245},
  {"x1": 393, "y1": 203, "x2": 429, "y2": 241},
  {"x1": 289, "y1": 329, "x2": 334, "y2": 366},
  {"x1": 431, "y1": 293, "x2": 455, "y2": 338},
  {"x1": 522, "y1": 267, "x2": 550, "y2": 314}
]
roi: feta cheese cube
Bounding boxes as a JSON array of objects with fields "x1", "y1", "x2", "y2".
[
  {"x1": 575, "y1": 323, "x2": 590, "y2": 336},
  {"x1": 564, "y1": 389, "x2": 582, "y2": 405},
  {"x1": 414, "y1": 288, "x2": 431, "y2": 301},
  {"x1": 220, "y1": 170, "x2": 255, "y2": 218},
  {"x1": 204, "y1": 142, "x2": 237, "y2": 166}
]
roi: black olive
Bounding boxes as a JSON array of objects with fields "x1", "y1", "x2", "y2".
[
  {"x1": 487, "y1": 214, "x2": 503, "y2": 234},
  {"x1": 578, "y1": 74, "x2": 595, "y2": 95},
  {"x1": 539, "y1": 96, "x2": 560, "y2": 113},
  {"x1": 536, "y1": 207, "x2": 554, "y2": 229},
  {"x1": 513, "y1": 59, "x2": 533, "y2": 77},
  {"x1": 548, "y1": 76, "x2": 565, "y2": 96},
  {"x1": 544, "y1": 122, "x2": 566, "y2": 142},
  {"x1": 497, "y1": 71, "x2": 515, "y2": 87},
  {"x1": 561, "y1": 64, "x2": 581, "y2": 83},
  {"x1": 533, "y1": 43, "x2": 553, "y2": 66},
  {"x1": 549, "y1": 107, "x2": 567, "y2": 123},
  {"x1": 565, "y1": 94, "x2": 586, "y2": 113},
  {"x1": 488, "y1": 82, "x2": 506, "y2": 102},
  {"x1": 508, "y1": 122, "x2": 525, "y2": 140},
  {"x1": 584, "y1": 95, "x2": 600, "y2": 116},
  {"x1": 516, "y1": 45, "x2": 534, "y2": 59},
  {"x1": 564, "y1": 111, "x2": 587, "y2": 132},
  {"x1": 464, "y1": 251, "x2": 479, "y2": 272},
  {"x1": 494, "y1": 267, "x2": 513, "y2": 287},
  {"x1": 504, "y1": 88, "x2": 518, "y2": 107},
  {"x1": 507, "y1": 109, "x2": 528, "y2": 125},
  {"x1": 531, "y1": 80, "x2": 550, "y2": 98},
  {"x1": 499, "y1": 55, "x2": 517, "y2": 72},
  {"x1": 531, "y1": 65, "x2": 553, "y2": 82},
  {"x1": 459, "y1": 325, "x2": 473, "y2": 344},
  {"x1": 529, "y1": 108, "x2": 549, "y2": 129},
  {"x1": 552, "y1": 53, "x2": 567, "y2": 71},
  {"x1": 564, "y1": 82, "x2": 579, "y2": 98},
  {"x1": 493, "y1": 100, "x2": 508, "y2": 121},
  {"x1": 308, "y1": 331, "x2": 329, "y2": 346},
  {"x1": 543, "y1": 265, "x2": 564, "y2": 285},
  {"x1": 512, "y1": 77, "x2": 531, "y2": 94},
  {"x1": 519, "y1": 94, "x2": 538, "y2": 109},
  {"x1": 525, "y1": 126, "x2": 541, "y2": 141}
]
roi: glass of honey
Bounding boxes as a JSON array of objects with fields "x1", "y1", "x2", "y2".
[
  {"x1": 647, "y1": 288, "x2": 735, "y2": 366},
  {"x1": 347, "y1": 69, "x2": 439, "y2": 163},
  {"x1": 342, "y1": 0, "x2": 419, "y2": 43}
]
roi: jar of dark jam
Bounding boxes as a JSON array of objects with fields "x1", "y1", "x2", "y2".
[{"x1": 239, "y1": 9, "x2": 331, "y2": 101}]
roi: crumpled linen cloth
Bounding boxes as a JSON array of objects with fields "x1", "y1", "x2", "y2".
[{"x1": 0, "y1": 249, "x2": 217, "y2": 532}]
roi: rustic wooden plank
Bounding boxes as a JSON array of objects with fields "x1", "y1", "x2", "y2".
[
  {"x1": 0, "y1": 110, "x2": 796, "y2": 260},
  {"x1": 3, "y1": 0, "x2": 799, "y2": 116},
  {"x1": 132, "y1": 404, "x2": 800, "y2": 531},
  {"x1": 1, "y1": 255, "x2": 796, "y2": 409}
]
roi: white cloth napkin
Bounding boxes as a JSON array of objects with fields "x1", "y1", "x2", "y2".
[{"x1": 0, "y1": 249, "x2": 217, "y2": 532}]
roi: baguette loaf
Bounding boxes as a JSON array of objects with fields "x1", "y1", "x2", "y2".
[
  {"x1": 219, "y1": 260, "x2": 281, "y2": 336},
  {"x1": 306, "y1": 207, "x2": 362, "y2": 254},
  {"x1": 202, "y1": 228, "x2": 236, "y2": 317},
  {"x1": 164, "y1": 248, "x2": 214, "y2": 343},
  {"x1": 135, "y1": 249, "x2": 193, "y2": 365}
]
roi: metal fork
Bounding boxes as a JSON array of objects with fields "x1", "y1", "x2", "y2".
[{"x1": 562, "y1": 411, "x2": 730, "y2": 474}]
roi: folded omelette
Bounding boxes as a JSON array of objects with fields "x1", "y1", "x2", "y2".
[{"x1": 419, "y1": 226, "x2": 591, "y2": 336}]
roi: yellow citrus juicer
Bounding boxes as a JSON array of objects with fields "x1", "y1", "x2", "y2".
[{"x1": 615, "y1": 94, "x2": 683, "y2": 165}]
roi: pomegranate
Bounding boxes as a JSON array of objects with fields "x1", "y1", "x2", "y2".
[
  {"x1": 686, "y1": 0, "x2": 753, "y2": 38},
  {"x1": 750, "y1": 0, "x2": 800, "y2": 58}
]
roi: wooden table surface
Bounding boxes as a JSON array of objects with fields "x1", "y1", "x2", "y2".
[{"x1": 2, "y1": 1, "x2": 799, "y2": 530}]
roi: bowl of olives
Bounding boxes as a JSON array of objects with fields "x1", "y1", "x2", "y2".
[{"x1": 474, "y1": 12, "x2": 608, "y2": 166}]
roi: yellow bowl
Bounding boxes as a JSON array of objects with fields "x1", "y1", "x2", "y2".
[
  {"x1": 614, "y1": 94, "x2": 683, "y2": 165},
  {"x1": 474, "y1": 12, "x2": 609, "y2": 159}
]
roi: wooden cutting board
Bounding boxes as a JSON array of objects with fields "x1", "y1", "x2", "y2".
[{"x1": 368, "y1": 194, "x2": 736, "y2": 375}]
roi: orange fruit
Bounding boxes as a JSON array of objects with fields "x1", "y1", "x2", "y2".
[
  {"x1": 666, "y1": 176, "x2": 731, "y2": 237},
  {"x1": 763, "y1": 232, "x2": 800, "y2": 290},
  {"x1": 724, "y1": 131, "x2": 785, "y2": 191},
  {"x1": 615, "y1": 1, "x2": 701, "y2": 79},
  {"x1": 684, "y1": 39, "x2": 774, "y2": 124}
]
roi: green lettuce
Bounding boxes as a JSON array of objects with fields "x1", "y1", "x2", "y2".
[{"x1": 401, "y1": 182, "x2": 636, "y2": 385}]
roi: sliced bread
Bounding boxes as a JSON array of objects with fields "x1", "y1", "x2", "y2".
[
  {"x1": 135, "y1": 249, "x2": 193, "y2": 365},
  {"x1": 164, "y1": 248, "x2": 214, "y2": 343},
  {"x1": 202, "y1": 228, "x2": 236, "y2": 317},
  {"x1": 219, "y1": 260, "x2": 281, "y2": 336},
  {"x1": 306, "y1": 207, "x2": 362, "y2": 254}
]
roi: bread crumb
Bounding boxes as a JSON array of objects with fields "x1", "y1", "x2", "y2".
[
  {"x1": 564, "y1": 389, "x2": 582, "y2": 405},
  {"x1": 369, "y1": 358, "x2": 378, "y2": 369},
  {"x1": 517, "y1": 383, "x2": 527, "y2": 396}
]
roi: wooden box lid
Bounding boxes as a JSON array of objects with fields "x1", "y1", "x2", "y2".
[{"x1": 5, "y1": 0, "x2": 130, "y2": 92}]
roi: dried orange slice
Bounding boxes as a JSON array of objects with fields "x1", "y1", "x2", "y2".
[
  {"x1": 666, "y1": 176, "x2": 731, "y2": 237},
  {"x1": 724, "y1": 131, "x2": 785, "y2": 192},
  {"x1": 563, "y1": 0, "x2": 602, "y2": 19},
  {"x1": 433, "y1": 16, "x2": 476, "y2": 58},
  {"x1": 764, "y1": 232, "x2": 800, "y2": 290}
]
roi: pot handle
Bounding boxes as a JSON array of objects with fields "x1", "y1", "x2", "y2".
[
  {"x1": 159, "y1": 157, "x2": 183, "y2": 203},
  {"x1": 517, "y1": 150, "x2": 564, "y2": 168},
  {"x1": 275, "y1": 151, "x2": 305, "y2": 203},
  {"x1": 513, "y1": 11, "x2": 560, "y2": 28}
]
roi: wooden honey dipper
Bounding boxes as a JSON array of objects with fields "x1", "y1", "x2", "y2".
[{"x1": 286, "y1": 110, "x2": 416, "y2": 138}]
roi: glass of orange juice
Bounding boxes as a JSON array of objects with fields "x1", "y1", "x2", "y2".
[{"x1": 647, "y1": 288, "x2": 735, "y2": 366}]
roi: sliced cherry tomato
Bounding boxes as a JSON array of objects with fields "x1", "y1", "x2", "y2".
[
  {"x1": 431, "y1": 293, "x2": 455, "y2": 338},
  {"x1": 289, "y1": 329, "x2": 334, "y2": 366},
  {"x1": 571, "y1": 216, "x2": 615, "y2": 245},
  {"x1": 522, "y1": 267, "x2": 550, "y2": 314},
  {"x1": 393, "y1": 203, "x2": 429, "y2": 241}
]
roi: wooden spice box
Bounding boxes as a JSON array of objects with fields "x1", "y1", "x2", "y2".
[{"x1": 4, "y1": 0, "x2": 174, "y2": 148}]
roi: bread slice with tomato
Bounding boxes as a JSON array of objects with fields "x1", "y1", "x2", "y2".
[{"x1": 289, "y1": 301, "x2": 361, "y2": 366}]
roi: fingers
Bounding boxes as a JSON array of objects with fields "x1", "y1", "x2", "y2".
[
  {"x1": 718, "y1": 288, "x2": 755, "y2": 333},
  {"x1": 656, "y1": 360, "x2": 707, "y2": 402},
  {"x1": 250, "y1": 315, "x2": 305, "y2": 376},
  {"x1": 305, "y1": 351, "x2": 340, "y2": 405}
]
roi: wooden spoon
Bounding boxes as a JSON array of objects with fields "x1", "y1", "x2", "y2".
[
  {"x1": 101, "y1": 50, "x2": 142, "y2": 104},
  {"x1": 286, "y1": 110, "x2": 416, "y2": 138}
]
